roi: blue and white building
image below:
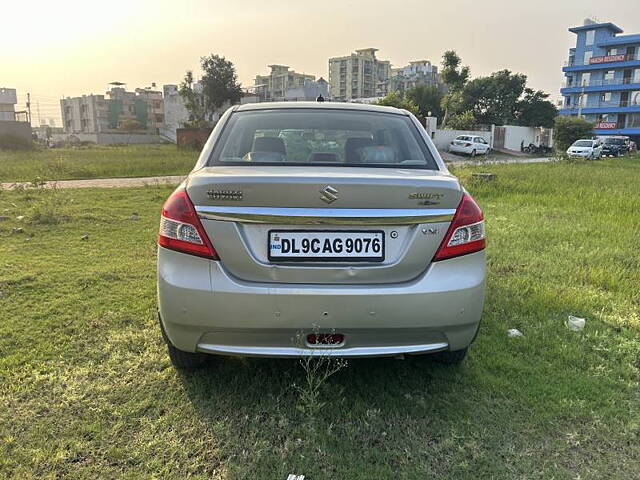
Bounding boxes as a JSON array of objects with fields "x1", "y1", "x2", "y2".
[{"x1": 560, "y1": 20, "x2": 640, "y2": 141}]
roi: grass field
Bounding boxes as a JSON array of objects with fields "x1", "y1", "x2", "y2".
[
  {"x1": 0, "y1": 145, "x2": 198, "y2": 183},
  {"x1": 1, "y1": 158, "x2": 639, "y2": 478}
]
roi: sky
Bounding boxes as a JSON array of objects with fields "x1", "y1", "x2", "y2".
[{"x1": 2, "y1": 0, "x2": 640, "y2": 126}]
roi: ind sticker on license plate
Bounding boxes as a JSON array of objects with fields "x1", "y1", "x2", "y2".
[{"x1": 268, "y1": 230, "x2": 385, "y2": 262}]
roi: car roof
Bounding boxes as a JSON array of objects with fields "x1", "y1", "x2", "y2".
[{"x1": 234, "y1": 101, "x2": 410, "y2": 116}]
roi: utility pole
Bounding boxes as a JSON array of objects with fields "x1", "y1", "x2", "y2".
[
  {"x1": 37, "y1": 101, "x2": 41, "y2": 126},
  {"x1": 26, "y1": 93, "x2": 32, "y2": 125}
]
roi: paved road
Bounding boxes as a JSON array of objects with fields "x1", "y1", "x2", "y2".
[
  {"x1": 1, "y1": 156, "x2": 553, "y2": 191},
  {"x1": 1, "y1": 175, "x2": 186, "y2": 191},
  {"x1": 445, "y1": 156, "x2": 554, "y2": 167}
]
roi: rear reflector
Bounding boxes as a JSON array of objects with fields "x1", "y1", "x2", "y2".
[
  {"x1": 158, "y1": 189, "x2": 218, "y2": 259},
  {"x1": 307, "y1": 333, "x2": 345, "y2": 345},
  {"x1": 433, "y1": 193, "x2": 485, "y2": 261}
]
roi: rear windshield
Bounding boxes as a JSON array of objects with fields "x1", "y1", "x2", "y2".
[
  {"x1": 572, "y1": 140, "x2": 593, "y2": 147},
  {"x1": 208, "y1": 109, "x2": 438, "y2": 169}
]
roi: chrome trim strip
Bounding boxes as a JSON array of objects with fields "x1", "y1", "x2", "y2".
[
  {"x1": 196, "y1": 342, "x2": 449, "y2": 358},
  {"x1": 195, "y1": 206, "x2": 456, "y2": 225}
]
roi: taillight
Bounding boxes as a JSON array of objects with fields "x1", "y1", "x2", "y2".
[
  {"x1": 158, "y1": 189, "x2": 218, "y2": 259},
  {"x1": 433, "y1": 193, "x2": 485, "y2": 261}
]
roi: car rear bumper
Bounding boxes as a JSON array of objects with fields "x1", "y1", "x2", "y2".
[
  {"x1": 157, "y1": 247, "x2": 486, "y2": 357},
  {"x1": 601, "y1": 148, "x2": 622, "y2": 156},
  {"x1": 449, "y1": 144, "x2": 473, "y2": 154}
]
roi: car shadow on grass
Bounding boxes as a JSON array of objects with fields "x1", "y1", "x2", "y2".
[
  {"x1": 168, "y1": 277, "x2": 637, "y2": 477},
  {"x1": 174, "y1": 352, "x2": 485, "y2": 476}
]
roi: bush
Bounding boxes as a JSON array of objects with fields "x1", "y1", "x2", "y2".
[
  {"x1": 0, "y1": 134, "x2": 33, "y2": 151},
  {"x1": 447, "y1": 110, "x2": 478, "y2": 130},
  {"x1": 554, "y1": 116, "x2": 594, "y2": 152},
  {"x1": 373, "y1": 92, "x2": 420, "y2": 117}
]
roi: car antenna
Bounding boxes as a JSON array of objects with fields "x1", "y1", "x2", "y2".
[{"x1": 316, "y1": 94, "x2": 325, "y2": 102}]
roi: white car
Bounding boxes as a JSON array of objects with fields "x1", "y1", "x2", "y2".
[
  {"x1": 448, "y1": 135, "x2": 491, "y2": 157},
  {"x1": 566, "y1": 139, "x2": 603, "y2": 159}
]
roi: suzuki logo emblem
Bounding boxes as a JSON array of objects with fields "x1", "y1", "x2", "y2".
[{"x1": 319, "y1": 185, "x2": 339, "y2": 204}]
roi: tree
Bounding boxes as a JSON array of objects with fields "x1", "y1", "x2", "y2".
[
  {"x1": 554, "y1": 116, "x2": 594, "y2": 152},
  {"x1": 179, "y1": 70, "x2": 207, "y2": 128},
  {"x1": 440, "y1": 51, "x2": 470, "y2": 126},
  {"x1": 447, "y1": 111, "x2": 477, "y2": 130},
  {"x1": 459, "y1": 70, "x2": 527, "y2": 125},
  {"x1": 406, "y1": 85, "x2": 443, "y2": 120},
  {"x1": 179, "y1": 54, "x2": 243, "y2": 127},
  {"x1": 199, "y1": 54, "x2": 243, "y2": 112},
  {"x1": 373, "y1": 91, "x2": 420, "y2": 116},
  {"x1": 516, "y1": 88, "x2": 558, "y2": 128}
]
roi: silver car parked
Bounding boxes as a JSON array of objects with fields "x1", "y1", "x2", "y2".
[{"x1": 157, "y1": 102, "x2": 486, "y2": 369}]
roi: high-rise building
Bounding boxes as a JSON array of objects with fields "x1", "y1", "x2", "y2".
[
  {"x1": 254, "y1": 65, "x2": 316, "y2": 102},
  {"x1": 328, "y1": 48, "x2": 391, "y2": 101},
  {"x1": 560, "y1": 20, "x2": 640, "y2": 141}
]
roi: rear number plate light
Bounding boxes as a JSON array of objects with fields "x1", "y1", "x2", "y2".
[{"x1": 307, "y1": 333, "x2": 345, "y2": 345}]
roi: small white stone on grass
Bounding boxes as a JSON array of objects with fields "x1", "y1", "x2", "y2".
[
  {"x1": 566, "y1": 315, "x2": 586, "y2": 332},
  {"x1": 507, "y1": 328, "x2": 523, "y2": 338}
]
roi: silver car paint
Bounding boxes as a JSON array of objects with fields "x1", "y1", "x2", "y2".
[
  {"x1": 158, "y1": 247, "x2": 485, "y2": 357},
  {"x1": 158, "y1": 102, "x2": 485, "y2": 358}
]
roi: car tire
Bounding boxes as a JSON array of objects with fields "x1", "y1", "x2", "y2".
[
  {"x1": 159, "y1": 314, "x2": 208, "y2": 369},
  {"x1": 431, "y1": 347, "x2": 468, "y2": 364},
  {"x1": 470, "y1": 149, "x2": 477, "y2": 158}
]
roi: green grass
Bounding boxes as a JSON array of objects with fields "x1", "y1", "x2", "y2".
[
  {"x1": 0, "y1": 145, "x2": 198, "y2": 183},
  {"x1": 1, "y1": 158, "x2": 639, "y2": 478}
]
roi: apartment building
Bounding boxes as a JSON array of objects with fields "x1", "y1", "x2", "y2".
[
  {"x1": 389, "y1": 60, "x2": 440, "y2": 93},
  {"x1": 560, "y1": 20, "x2": 640, "y2": 140},
  {"x1": 0, "y1": 87, "x2": 18, "y2": 121},
  {"x1": 0, "y1": 87, "x2": 32, "y2": 142},
  {"x1": 60, "y1": 84, "x2": 165, "y2": 134},
  {"x1": 328, "y1": 48, "x2": 391, "y2": 101},
  {"x1": 254, "y1": 65, "x2": 316, "y2": 102}
]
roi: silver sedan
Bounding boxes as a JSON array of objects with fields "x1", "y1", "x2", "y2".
[{"x1": 157, "y1": 102, "x2": 486, "y2": 368}]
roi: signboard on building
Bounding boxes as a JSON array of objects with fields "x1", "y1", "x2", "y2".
[
  {"x1": 595, "y1": 122, "x2": 618, "y2": 129},
  {"x1": 589, "y1": 54, "x2": 626, "y2": 64}
]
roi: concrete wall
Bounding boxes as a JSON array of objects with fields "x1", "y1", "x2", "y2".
[
  {"x1": 503, "y1": 126, "x2": 537, "y2": 151},
  {"x1": 501, "y1": 126, "x2": 554, "y2": 150},
  {"x1": 177, "y1": 128, "x2": 212, "y2": 149},
  {"x1": 50, "y1": 132, "x2": 162, "y2": 145},
  {"x1": 0, "y1": 121, "x2": 32, "y2": 142},
  {"x1": 432, "y1": 128, "x2": 492, "y2": 150}
]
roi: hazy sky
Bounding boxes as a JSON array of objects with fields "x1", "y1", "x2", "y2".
[{"x1": 3, "y1": 0, "x2": 639, "y2": 125}]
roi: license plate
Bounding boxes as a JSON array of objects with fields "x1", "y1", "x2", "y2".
[{"x1": 268, "y1": 230, "x2": 385, "y2": 262}]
